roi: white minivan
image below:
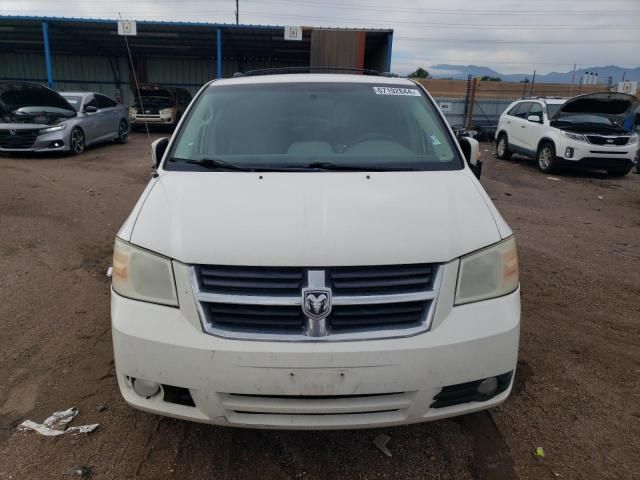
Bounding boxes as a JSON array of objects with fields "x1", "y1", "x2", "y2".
[{"x1": 111, "y1": 73, "x2": 520, "y2": 429}]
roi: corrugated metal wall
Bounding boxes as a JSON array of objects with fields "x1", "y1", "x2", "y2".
[
  {"x1": 433, "y1": 97, "x2": 514, "y2": 128},
  {"x1": 0, "y1": 52, "x2": 136, "y2": 104},
  {"x1": 55, "y1": 56, "x2": 132, "y2": 103},
  {"x1": 1, "y1": 52, "x2": 302, "y2": 105},
  {"x1": 1, "y1": 53, "x2": 47, "y2": 79},
  {"x1": 146, "y1": 57, "x2": 211, "y2": 90}
]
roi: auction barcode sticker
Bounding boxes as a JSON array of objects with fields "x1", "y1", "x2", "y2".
[{"x1": 373, "y1": 87, "x2": 421, "y2": 96}]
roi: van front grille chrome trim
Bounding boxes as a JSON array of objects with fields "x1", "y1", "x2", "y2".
[{"x1": 191, "y1": 265, "x2": 442, "y2": 342}]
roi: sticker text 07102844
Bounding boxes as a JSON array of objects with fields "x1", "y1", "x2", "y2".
[{"x1": 373, "y1": 87, "x2": 421, "y2": 96}]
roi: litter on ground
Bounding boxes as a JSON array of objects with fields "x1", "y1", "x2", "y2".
[
  {"x1": 18, "y1": 407, "x2": 99, "y2": 437},
  {"x1": 374, "y1": 434, "x2": 393, "y2": 457}
]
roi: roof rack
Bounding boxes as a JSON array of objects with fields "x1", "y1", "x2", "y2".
[
  {"x1": 233, "y1": 66, "x2": 391, "y2": 77},
  {"x1": 521, "y1": 95, "x2": 567, "y2": 100}
]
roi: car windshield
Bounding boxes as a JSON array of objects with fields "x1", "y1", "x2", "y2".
[
  {"x1": 166, "y1": 82, "x2": 462, "y2": 172},
  {"x1": 61, "y1": 95, "x2": 83, "y2": 111}
]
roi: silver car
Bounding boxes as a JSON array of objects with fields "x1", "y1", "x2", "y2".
[{"x1": 0, "y1": 82, "x2": 129, "y2": 155}]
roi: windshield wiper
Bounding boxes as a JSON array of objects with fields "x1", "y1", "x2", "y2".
[
  {"x1": 301, "y1": 161, "x2": 417, "y2": 172},
  {"x1": 169, "y1": 157, "x2": 254, "y2": 172}
]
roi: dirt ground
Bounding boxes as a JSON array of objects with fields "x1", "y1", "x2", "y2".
[{"x1": 0, "y1": 134, "x2": 638, "y2": 480}]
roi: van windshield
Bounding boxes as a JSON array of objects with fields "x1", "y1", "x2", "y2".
[{"x1": 165, "y1": 82, "x2": 463, "y2": 172}]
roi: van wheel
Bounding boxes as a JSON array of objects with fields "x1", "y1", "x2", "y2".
[
  {"x1": 537, "y1": 142, "x2": 557, "y2": 173},
  {"x1": 115, "y1": 120, "x2": 129, "y2": 144},
  {"x1": 496, "y1": 134, "x2": 512, "y2": 160},
  {"x1": 70, "y1": 127, "x2": 85, "y2": 155},
  {"x1": 607, "y1": 166, "x2": 632, "y2": 177}
]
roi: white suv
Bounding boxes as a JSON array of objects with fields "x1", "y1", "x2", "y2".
[
  {"x1": 496, "y1": 93, "x2": 639, "y2": 176},
  {"x1": 111, "y1": 73, "x2": 519, "y2": 430}
]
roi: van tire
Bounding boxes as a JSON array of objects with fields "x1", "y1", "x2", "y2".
[
  {"x1": 537, "y1": 141, "x2": 557, "y2": 173},
  {"x1": 496, "y1": 134, "x2": 512, "y2": 160}
]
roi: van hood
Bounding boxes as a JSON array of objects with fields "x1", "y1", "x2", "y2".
[
  {"x1": 129, "y1": 171, "x2": 504, "y2": 266},
  {"x1": 551, "y1": 92, "x2": 639, "y2": 121}
]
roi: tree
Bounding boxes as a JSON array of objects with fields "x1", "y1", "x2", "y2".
[
  {"x1": 409, "y1": 68, "x2": 430, "y2": 78},
  {"x1": 481, "y1": 76, "x2": 502, "y2": 82}
]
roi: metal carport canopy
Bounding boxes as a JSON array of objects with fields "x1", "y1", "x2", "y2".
[{"x1": 0, "y1": 16, "x2": 391, "y2": 77}]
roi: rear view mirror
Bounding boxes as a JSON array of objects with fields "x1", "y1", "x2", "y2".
[
  {"x1": 458, "y1": 136, "x2": 482, "y2": 179},
  {"x1": 527, "y1": 115, "x2": 541, "y2": 123},
  {"x1": 151, "y1": 137, "x2": 169, "y2": 169},
  {"x1": 84, "y1": 105, "x2": 98, "y2": 114}
]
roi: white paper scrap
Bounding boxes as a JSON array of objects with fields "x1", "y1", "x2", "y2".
[{"x1": 18, "y1": 407, "x2": 99, "y2": 437}]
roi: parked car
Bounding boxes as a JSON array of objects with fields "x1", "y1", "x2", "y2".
[
  {"x1": 111, "y1": 73, "x2": 519, "y2": 430},
  {"x1": 495, "y1": 93, "x2": 639, "y2": 176},
  {"x1": 129, "y1": 84, "x2": 192, "y2": 130},
  {"x1": 0, "y1": 82, "x2": 129, "y2": 155}
]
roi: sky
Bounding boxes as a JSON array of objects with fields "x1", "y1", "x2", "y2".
[{"x1": 2, "y1": 0, "x2": 640, "y2": 75}]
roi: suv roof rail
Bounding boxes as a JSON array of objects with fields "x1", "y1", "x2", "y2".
[
  {"x1": 233, "y1": 67, "x2": 392, "y2": 77},
  {"x1": 520, "y1": 95, "x2": 567, "y2": 100}
]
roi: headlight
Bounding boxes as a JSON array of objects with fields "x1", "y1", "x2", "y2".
[
  {"x1": 112, "y1": 238, "x2": 178, "y2": 307},
  {"x1": 159, "y1": 108, "x2": 175, "y2": 116},
  {"x1": 39, "y1": 124, "x2": 66, "y2": 134},
  {"x1": 561, "y1": 131, "x2": 588, "y2": 143},
  {"x1": 455, "y1": 237, "x2": 519, "y2": 305},
  {"x1": 628, "y1": 133, "x2": 638, "y2": 144}
]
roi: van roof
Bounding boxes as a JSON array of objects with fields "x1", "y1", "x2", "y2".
[{"x1": 212, "y1": 73, "x2": 416, "y2": 87}]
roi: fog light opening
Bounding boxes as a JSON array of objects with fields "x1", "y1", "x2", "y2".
[
  {"x1": 565, "y1": 147, "x2": 574, "y2": 158},
  {"x1": 48, "y1": 141, "x2": 64, "y2": 149},
  {"x1": 477, "y1": 377, "x2": 499, "y2": 396},
  {"x1": 132, "y1": 378, "x2": 161, "y2": 399}
]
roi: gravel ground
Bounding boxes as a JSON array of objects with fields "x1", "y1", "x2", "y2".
[{"x1": 0, "y1": 134, "x2": 638, "y2": 479}]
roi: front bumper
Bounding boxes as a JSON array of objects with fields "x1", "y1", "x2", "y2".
[
  {"x1": 0, "y1": 130, "x2": 69, "y2": 152},
  {"x1": 130, "y1": 114, "x2": 175, "y2": 125},
  {"x1": 112, "y1": 261, "x2": 520, "y2": 430},
  {"x1": 556, "y1": 137, "x2": 638, "y2": 168}
]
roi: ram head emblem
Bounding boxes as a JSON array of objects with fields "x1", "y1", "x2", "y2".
[{"x1": 302, "y1": 289, "x2": 332, "y2": 319}]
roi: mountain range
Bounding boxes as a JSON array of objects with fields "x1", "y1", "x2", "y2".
[{"x1": 428, "y1": 64, "x2": 640, "y2": 84}]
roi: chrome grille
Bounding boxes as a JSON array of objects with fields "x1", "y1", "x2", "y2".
[
  {"x1": 0, "y1": 129, "x2": 39, "y2": 149},
  {"x1": 192, "y1": 264, "x2": 441, "y2": 341},
  {"x1": 206, "y1": 303, "x2": 305, "y2": 330},
  {"x1": 586, "y1": 135, "x2": 629, "y2": 146},
  {"x1": 197, "y1": 265, "x2": 304, "y2": 296},
  {"x1": 327, "y1": 264, "x2": 435, "y2": 296},
  {"x1": 330, "y1": 301, "x2": 427, "y2": 331},
  {"x1": 205, "y1": 301, "x2": 428, "y2": 334}
]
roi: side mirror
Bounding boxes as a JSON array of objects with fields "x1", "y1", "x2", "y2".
[
  {"x1": 84, "y1": 105, "x2": 98, "y2": 114},
  {"x1": 151, "y1": 137, "x2": 169, "y2": 168},
  {"x1": 458, "y1": 136, "x2": 482, "y2": 179},
  {"x1": 527, "y1": 114, "x2": 541, "y2": 123}
]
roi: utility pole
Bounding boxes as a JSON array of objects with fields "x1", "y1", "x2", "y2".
[
  {"x1": 530, "y1": 70, "x2": 536, "y2": 96},
  {"x1": 235, "y1": 0, "x2": 239, "y2": 24},
  {"x1": 465, "y1": 77, "x2": 478, "y2": 131}
]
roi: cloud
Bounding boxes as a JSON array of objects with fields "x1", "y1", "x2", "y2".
[{"x1": 3, "y1": 0, "x2": 640, "y2": 75}]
